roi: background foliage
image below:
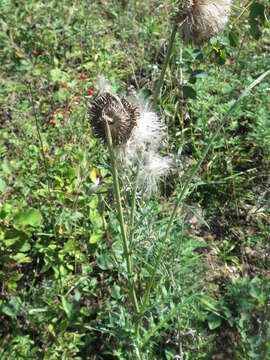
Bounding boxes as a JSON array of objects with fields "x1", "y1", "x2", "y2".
[{"x1": 0, "y1": 0, "x2": 270, "y2": 359}]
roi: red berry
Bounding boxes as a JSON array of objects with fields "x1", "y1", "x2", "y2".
[
  {"x1": 50, "y1": 119, "x2": 56, "y2": 126},
  {"x1": 75, "y1": 97, "x2": 81, "y2": 104},
  {"x1": 61, "y1": 82, "x2": 68, "y2": 88},
  {"x1": 80, "y1": 73, "x2": 86, "y2": 79},
  {"x1": 88, "y1": 88, "x2": 95, "y2": 96}
]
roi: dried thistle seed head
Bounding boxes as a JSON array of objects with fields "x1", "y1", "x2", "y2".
[
  {"x1": 176, "y1": 0, "x2": 232, "y2": 44},
  {"x1": 88, "y1": 92, "x2": 140, "y2": 146},
  {"x1": 178, "y1": 0, "x2": 194, "y2": 14}
]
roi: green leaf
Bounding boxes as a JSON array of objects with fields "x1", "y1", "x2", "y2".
[
  {"x1": 13, "y1": 208, "x2": 42, "y2": 227},
  {"x1": 190, "y1": 70, "x2": 208, "y2": 84},
  {"x1": 2, "y1": 297, "x2": 22, "y2": 318},
  {"x1": 12, "y1": 253, "x2": 32, "y2": 263},
  {"x1": 218, "y1": 49, "x2": 227, "y2": 65},
  {"x1": 192, "y1": 70, "x2": 208, "y2": 79},
  {"x1": 111, "y1": 284, "x2": 122, "y2": 300},
  {"x1": 207, "y1": 313, "x2": 222, "y2": 330},
  {"x1": 183, "y1": 85, "x2": 197, "y2": 99},
  {"x1": 28, "y1": 308, "x2": 48, "y2": 315},
  {"x1": 61, "y1": 296, "x2": 73, "y2": 318},
  {"x1": 96, "y1": 254, "x2": 114, "y2": 270},
  {"x1": 249, "y1": 2, "x2": 269, "y2": 39},
  {"x1": 2, "y1": 159, "x2": 12, "y2": 175},
  {"x1": 229, "y1": 31, "x2": 239, "y2": 47},
  {"x1": 186, "y1": 205, "x2": 210, "y2": 229},
  {"x1": 19, "y1": 241, "x2": 31, "y2": 252},
  {"x1": 73, "y1": 290, "x2": 82, "y2": 303},
  {"x1": 201, "y1": 297, "x2": 219, "y2": 313},
  {"x1": 50, "y1": 68, "x2": 63, "y2": 82},
  {"x1": 4, "y1": 229, "x2": 28, "y2": 247},
  {"x1": 0, "y1": 179, "x2": 7, "y2": 192},
  {"x1": 89, "y1": 231, "x2": 104, "y2": 244}
]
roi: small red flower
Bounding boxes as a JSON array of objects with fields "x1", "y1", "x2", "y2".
[
  {"x1": 80, "y1": 73, "x2": 86, "y2": 79},
  {"x1": 75, "y1": 97, "x2": 81, "y2": 104},
  {"x1": 50, "y1": 119, "x2": 56, "y2": 127},
  {"x1": 61, "y1": 82, "x2": 68, "y2": 88},
  {"x1": 53, "y1": 111, "x2": 57, "y2": 116},
  {"x1": 88, "y1": 88, "x2": 95, "y2": 96}
]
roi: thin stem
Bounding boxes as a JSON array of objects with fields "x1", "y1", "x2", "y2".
[
  {"x1": 234, "y1": 32, "x2": 248, "y2": 73},
  {"x1": 28, "y1": 82, "x2": 53, "y2": 208},
  {"x1": 153, "y1": 23, "x2": 178, "y2": 105},
  {"x1": 222, "y1": 127, "x2": 240, "y2": 219},
  {"x1": 232, "y1": 0, "x2": 253, "y2": 25},
  {"x1": 178, "y1": 46, "x2": 185, "y2": 141},
  {"x1": 130, "y1": 162, "x2": 141, "y2": 241},
  {"x1": 104, "y1": 121, "x2": 140, "y2": 315},
  {"x1": 141, "y1": 69, "x2": 270, "y2": 311}
]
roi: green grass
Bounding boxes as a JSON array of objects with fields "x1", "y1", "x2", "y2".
[{"x1": 0, "y1": 1, "x2": 270, "y2": 359}]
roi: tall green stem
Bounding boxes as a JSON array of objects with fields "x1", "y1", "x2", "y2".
[
  {"x1": 142, "y1": 69, "x2": 270, "y2": 311},
  {"x1": 130, "y1": 162, "x2": 141, "y2": 241},
  {"x1": 105, "y1": 121, "x2": 140, "y2": 315},
  {"x1": 153, "y1": 23, "x2": 178, "y2": 105}
]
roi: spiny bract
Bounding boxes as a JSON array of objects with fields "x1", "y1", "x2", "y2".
[{"x1": 87, "y1": 92, "x2": 140, "y2": 146}]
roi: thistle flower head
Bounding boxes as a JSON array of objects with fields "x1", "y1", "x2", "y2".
[
  {"x1": 176, "y1": 0, "x2": 232, "y2": 44},
  {"x1": 87, "y1": 91, "x2": 140, "y2": 146},
  {"x1": 87, "y1": 77, "x2": 173, "y2": 196}
]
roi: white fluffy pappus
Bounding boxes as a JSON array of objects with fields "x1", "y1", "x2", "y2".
[
  {"x1": 138, "y1": 151, "x2": 173, "y2": 195},
  {"x1": 119, "y1": 99, "x2": 165, "y2": 166},
  {"x1": 117, "y1": 97, "x2": 173, "y2": 195},
  {"x1": 95, "y1": 74, "x2": 112, "y2": 94}
]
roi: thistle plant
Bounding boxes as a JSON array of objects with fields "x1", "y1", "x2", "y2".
[
  {"x1": 153, "y1": 0, "x2": 233, "y2": 103},
  {"x1": 85, "y1": 4, "x2": 270, "y2": 358},
  {"x1": 87, "y1": 76, "x2": 173, "y2": 357},
  {"x1": 86, "y1": 68, "x2": 270, "y2": 358},
  {"x1": 87, "y1": 76, "x2": 172, "y2": 196}
]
